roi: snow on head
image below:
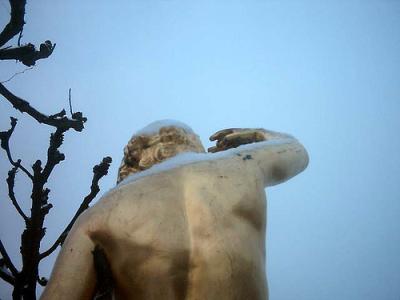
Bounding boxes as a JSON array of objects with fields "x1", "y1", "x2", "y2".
[{"x1": 135, "y1": 120, "x2": 194, "y2": 136}]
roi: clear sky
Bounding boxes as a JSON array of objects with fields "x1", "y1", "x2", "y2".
[{"x1": 1, "y1": 1, "x2": 399, "y2": 299}]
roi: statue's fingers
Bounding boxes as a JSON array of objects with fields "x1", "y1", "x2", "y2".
[
  {"x1": 220, "y1": 131, "x2": 264, "y2": 149},
  {"x1": 209, "y1": 128, "x2": 238, "y2": 141},
  {"x1": 217, "y1": 138, "x2": 230, "y2": 148},
  {"x1": 208, "y1": 146, "x2": 222, "y2": 153},
  {"x1": 224, "y1": 132, "x2": 253, "y2": 143},
  {"x1": 225, "y1": 131, "x2": 266, "y2": 143}
]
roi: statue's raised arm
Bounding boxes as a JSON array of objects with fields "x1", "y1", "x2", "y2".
[{"x1": 208, "y1": 127, "x2": 309, "y2": 187}]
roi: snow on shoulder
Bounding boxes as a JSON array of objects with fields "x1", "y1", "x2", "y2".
[
  {"x1": 113, "y1": 137, "x2": 295, "y2": 190},
  {"x1": 135, "y1": 119, "x2": 195, "y2": 136}
]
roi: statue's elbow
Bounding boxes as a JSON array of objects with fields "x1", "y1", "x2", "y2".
[
  {"x1": 298, "y1": 143, "x2": 309, "y2": 173},
  {"x1": 288, "y1": 141, "x2": 309, "y2": 181},
  {"x1": 266, "y1": 142, "x2": 309, "y2": 186}
]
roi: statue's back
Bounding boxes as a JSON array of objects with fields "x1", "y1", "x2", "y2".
[{"x1": 88, "y1": 156, "x2": 268, "y2": 299}]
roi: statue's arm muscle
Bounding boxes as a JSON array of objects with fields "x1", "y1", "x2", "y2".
[{"x1": 40, "y1": 223, "x2": 96, "y2": 300}]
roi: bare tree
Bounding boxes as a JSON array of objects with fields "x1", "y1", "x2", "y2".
[{"x1": 0, "y1": 1, "x2": 112, "y2": 299}]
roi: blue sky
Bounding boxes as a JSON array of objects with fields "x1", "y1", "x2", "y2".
[{"x1": 1, "y1": 1, "x2": 399, "y2": 299}]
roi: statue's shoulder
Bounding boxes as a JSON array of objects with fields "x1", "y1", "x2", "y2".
[{"x1": 115, "y1": 152, "x2": 218, "y2": 186}]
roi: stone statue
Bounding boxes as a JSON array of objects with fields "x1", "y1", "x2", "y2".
[{"x1": 41, "y1": 120, "x2": 309, "y2": 300}]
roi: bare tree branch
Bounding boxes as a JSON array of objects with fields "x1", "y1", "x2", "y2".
[
  {"x1": 0, "y1": 258, "x2": 15, "y2": 285},
  {"x1": 0, "y1": 41, "x2": 56, "y2": 66},
  {"x1": 0, "y1": 2, "x2": 113, "y2": 298},
  {"x1": 0, "y1": 0, "x2": 26, "y2": 48},
  {"x1": 68, "y1": 88, "x2": 73, "y2": 116},
  {"x1": 37, "y1": 275, "x2": 48, "y2": 287},
  {"x1": 7, "y1": 165, "x2": 29, "y2": 222},
  {"x1": 40, "y1": 157, "x2": 112, "y2": 260},
  {"x1": 1, "y1": 66, "x2": 34, "y2": 84},
  {"x1": 17, "y1": 27, "x2": 23, "y2": 46},
  {"x1": 41, "y1": 128, "x2": 66, "y2": 183},
  {"x1": 0, "y1": 83, "x2": 87, "y2": 132},
  {"x1": 0, "y1": 117, "x2": 33, "y2": 179},
  {"x1": 0, "y1": 240, "x2": 18, "y2": 277},
  {"x1": 0, "y1": 269, "x2": 15, "y2": 285}
]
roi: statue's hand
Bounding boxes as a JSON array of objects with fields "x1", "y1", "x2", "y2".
[{"x1": 208, "y1": 128, "x2": 268, "y2": 153}]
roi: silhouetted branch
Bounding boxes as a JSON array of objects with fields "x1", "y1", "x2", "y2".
[
  {"x1": 0, "y1": 41, "x2": 56, "y2": 66},
  {"x1": 17, "y1": 27, "x2": 23, "y2": 46},
  {"x1": 40, "y1": 157, "x2": 112, "y2": 260},
  {"x1": 42, "y1": 128, "x2": 66, "y2": 183},
  {"x1": 1, "y1": 66, "x2": 34, "y2": 84},
  {"x1": 7, "y1": 165, "x2": 29, "y2": 222},
  {"x1": 0, "y1": 0, "x2": 56, "y2": 67},
  {"x1": 0, "y1": 240, "x2": 18, "y2": 277},
  {"x1": 0, "y1": 117, "x2": 33, "y2": 179},
  {"x1": 0, "y1": 83, "x2": 87, "y2": 132},
  {"x1": 0, "y1": 257, "x2": 15, "y2": 285},
  {"x1": 0, "y1": 1, "x2": 112, "y2": 298},
  {"x1": 68, "y1": 88, "x2": 73, "y2": 116},
  {"x1": 0, "y1": 0, "x2": 26, "y2": 48},
  {"x1": 0, "y1": 264, "x2": 15, "y2": 285},
  {"x1": 37, "y1": 276, "x2": 48, "y2": 287}
]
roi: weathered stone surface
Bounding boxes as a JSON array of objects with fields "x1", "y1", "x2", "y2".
[{"x1": 41, "y1": 122, "x2": 308, "y2": 300}]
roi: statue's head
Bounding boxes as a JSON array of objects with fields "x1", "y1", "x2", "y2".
[{"x1": 117, "y1": 121, "x2": 205, "y2": 183}]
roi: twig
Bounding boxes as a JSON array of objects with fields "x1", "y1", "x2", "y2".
[
  {"x1": 0, "y1": 239, "x2": 18, "y2": 277},
  {"x1": 0, "y1": 257, "x2": 15, "y2": 285},
  {"x1": 41, "y1": 128, "x2": 66, "y2": 183},
  {"x1": 68, "y1": 88, "x2": 73, "y2": 116},
  {"x1": 0, "y1": 267, "x2": 15, "y2": 285},
  {"x1": 0, "y1": 117, "x2": 34, "y2": 179},
  {"x1": 0, "y1": 41, "x2": 56, "y2": 66},
  {"x1": 0, "y1": 0, "x2": 26, "y2": 48},
  {"x1": 1, "y1": 66, "x2": 34, "y2": 84},
  {"x1": 17, "y1": 27, "x2": 23, "y2": 46},
  {"x1": 0, "y1": 83, "x2": 87, "y2": 132},
  {"x1": 37, "y1": 276, "x2": 48, "y2": 286},
  {"x1": 7, "y1": 165, "x2": 29, "y2": 222},
  {"x1": 40, "y1": 157, "x2": 112, "y2": 260}
]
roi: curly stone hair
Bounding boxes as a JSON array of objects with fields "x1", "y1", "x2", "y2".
[{"x1": 117, "y1": 126, "x2": 204, "y2": 183}]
